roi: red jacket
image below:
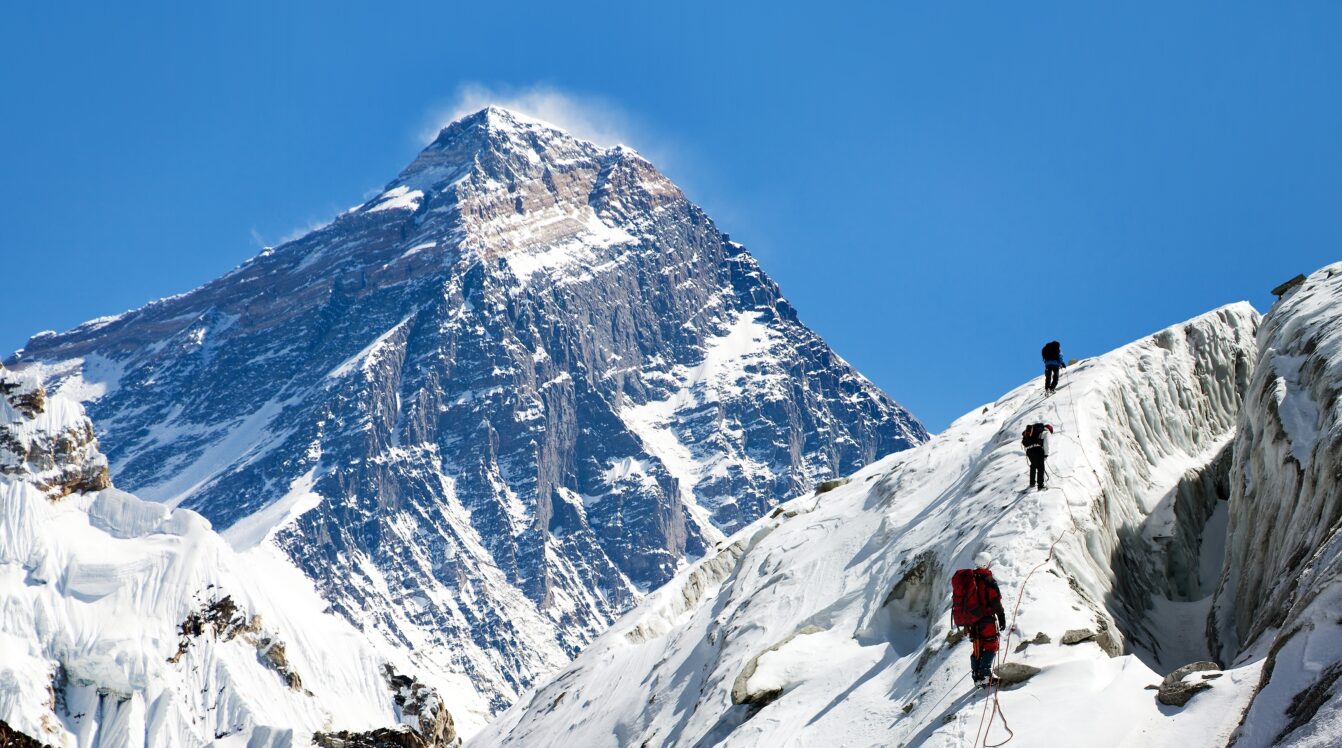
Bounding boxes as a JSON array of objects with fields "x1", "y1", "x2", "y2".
[{"x1": 967, "y1": 569, "x2": 1007, "y2": 652}]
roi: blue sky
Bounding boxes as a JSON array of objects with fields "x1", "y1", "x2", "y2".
[{"x1": 2, "y1": 2, "x2": 1339, "y2": 431}]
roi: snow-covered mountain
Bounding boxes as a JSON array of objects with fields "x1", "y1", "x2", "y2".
[
  {"x1": 0, "y1": 365, "x2": 457, "y2": 747},
  {"x1": 8, "y1": 107, "x2": 925, "y2": 730},
  {"x1": 472, "y1": 291, "x2": 1342, "y2": 748}
]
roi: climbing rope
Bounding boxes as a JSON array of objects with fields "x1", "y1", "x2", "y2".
[
  {"x1": 969, "y1": 521, "x2": 1070, "y2": 747},
  {"x1": 971, "y1": 372, "x2": 1107, "y2": 748}
]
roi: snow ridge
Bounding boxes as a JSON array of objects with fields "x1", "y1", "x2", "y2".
[{"x1": 472, "y1": 304, "x2": 1264, "y2": 748}]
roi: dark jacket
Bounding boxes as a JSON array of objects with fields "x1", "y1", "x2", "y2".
[
  {"x1": 1022, "y1": 424, "x2": 1054, "y2": 456},
  {"x1": 1042, "y1": 342, "x2": 1065, "y2": 368}
]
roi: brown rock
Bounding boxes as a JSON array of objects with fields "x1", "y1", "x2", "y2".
[
  {"x1": 1157, "y1": 662, "x2": 1219, "y2": 707},
  {"x1": 814, "y1": 477, "x2": 850, "y2": 495},
  {"x1": 0, "y1": 718, "x2": 50, "y2": 748},
  {"x1": 1061, "y1": 628, "x2": 1096, "y2": 645},
  {"x1": 994, "y1": 662, "x2": 1042, "y2": 685}
]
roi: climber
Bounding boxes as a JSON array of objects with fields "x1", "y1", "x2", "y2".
[
  {"x1": 951, "y1": 552, "x2": 1007, "y2": 688},
  {"x1": 1041, "y1": 341, "x2": 1066, "y2": 394},
  {"x1": 1022, "y1": 422, "x2": 1053, "y2": 490}
]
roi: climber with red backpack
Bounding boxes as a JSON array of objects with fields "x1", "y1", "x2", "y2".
[
  {"x1": 952, "y1": 552, "x2": 1007, "y2": 688},
  {"x1": 1022, "y1": 422, "x2": 1054, "y2": 491}
]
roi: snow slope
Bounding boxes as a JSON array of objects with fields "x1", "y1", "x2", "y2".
[
  {"x1": 471, "y1": 304, "x2": 1264, "y2": 748},
  {"x1": 1215, "y1": 263, "x2": 1342, "y2": 747},
  {"x1": 0, "y1": 366, "x2": 457, "y2": 747}
]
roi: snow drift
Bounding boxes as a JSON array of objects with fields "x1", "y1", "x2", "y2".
[
  {"x1": 0, "y1": 365, "x2": 457, "y2": 747},
  {"x1": 471, "y1": 303, "x2": 1266, "y2": 748}
]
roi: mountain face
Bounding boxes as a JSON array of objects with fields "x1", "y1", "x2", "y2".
[
  {"x1": 472, "y1": 304, "x2": 1272, "y2": 748},
  {"x1": 0, "y1": 365, "x2": 457, "y2": 748},
  {"x1": 10, "y1": 107, "x2": 926, "y2": 728}
]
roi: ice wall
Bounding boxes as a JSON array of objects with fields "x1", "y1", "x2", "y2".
[{"x1": 1217, "y1": 263, "x2": 1342, "y2": 747}]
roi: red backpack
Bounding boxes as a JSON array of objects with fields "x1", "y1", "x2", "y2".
[{"x1": 951, "y1": 568, "x2": 992, "y2": 626}]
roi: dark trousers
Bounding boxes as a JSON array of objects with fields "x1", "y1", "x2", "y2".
[
  {"x1": 1044, "y1": 365, "x2": 1061, "y2": 392},
  {"x1": 1027, "y1": 449, "x2": 1047, "y2": 488},
  {"x1": 971, "y1": 644, "x2": 995, "y2": 681}
]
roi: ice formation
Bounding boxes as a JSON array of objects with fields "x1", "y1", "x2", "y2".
[{"x1": 0, "y1": 366, "x2": 457, "y2": 747}]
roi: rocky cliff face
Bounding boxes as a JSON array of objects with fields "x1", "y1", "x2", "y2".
[
  {"x1": 1214, "y1": 263, "x2": 1342, "y2": 747},
  {"x1": 0, "y1": 365, "x2": 109, "y2": 499},
  {"x1": 10, "y1": 107, "x2": 925, "y2": 726}
]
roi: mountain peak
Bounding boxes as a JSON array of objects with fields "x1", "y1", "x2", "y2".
[
  {"x1": 11, "y1": 108, "x2": 927, "y2": 735},
  {"x1": 396, "y1": 105, "x2": 605, "y2": 195},
  {"x1": 427, "y1": 105, "x2": 582, "y2": 150}
]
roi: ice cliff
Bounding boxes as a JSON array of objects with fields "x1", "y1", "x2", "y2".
[
  {"x1": 0, "y1": 365, "x2": 457, "y2": 748},
  {"x1": 1215, "y1": 263, "x2": 1342, "y2": 747}
]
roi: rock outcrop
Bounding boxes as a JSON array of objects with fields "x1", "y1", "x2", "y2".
[
  {"x1": 1157, "y1": 661, "x2": 1218, "y2": 707},
  {"x1": 994, "y1": 661, "x2": 1041, "y2": 686},
  {"x1": 0, "y1": 364, "x2": 108, "y2": 499},
  {"x1": 169, "y1": 594, "x2": 306, "y2": 691}
]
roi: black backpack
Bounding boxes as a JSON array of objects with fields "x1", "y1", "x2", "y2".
[
  {"x1": 1042, "y1": 341, "x2": 1061, "y2": 361},
  {"x1": 1022, "y1": 423, "x2": 1045, "y2": 450}
]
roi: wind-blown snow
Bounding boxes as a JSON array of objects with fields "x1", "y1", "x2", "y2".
[{"x1": 473, "y1": 304, "x2": 1263, "y2": 748}]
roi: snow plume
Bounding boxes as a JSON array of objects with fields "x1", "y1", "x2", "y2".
[
  {"x1": 430, "y1": 84, "x2": 640, "y2": 149},
  {"x1": 249, "y1": 216, "x2": 335, "y2": 251}
]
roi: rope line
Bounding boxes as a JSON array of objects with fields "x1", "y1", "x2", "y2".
[{"x1": 971, "y1": 370, "x2": 1105, "y2": 748}]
